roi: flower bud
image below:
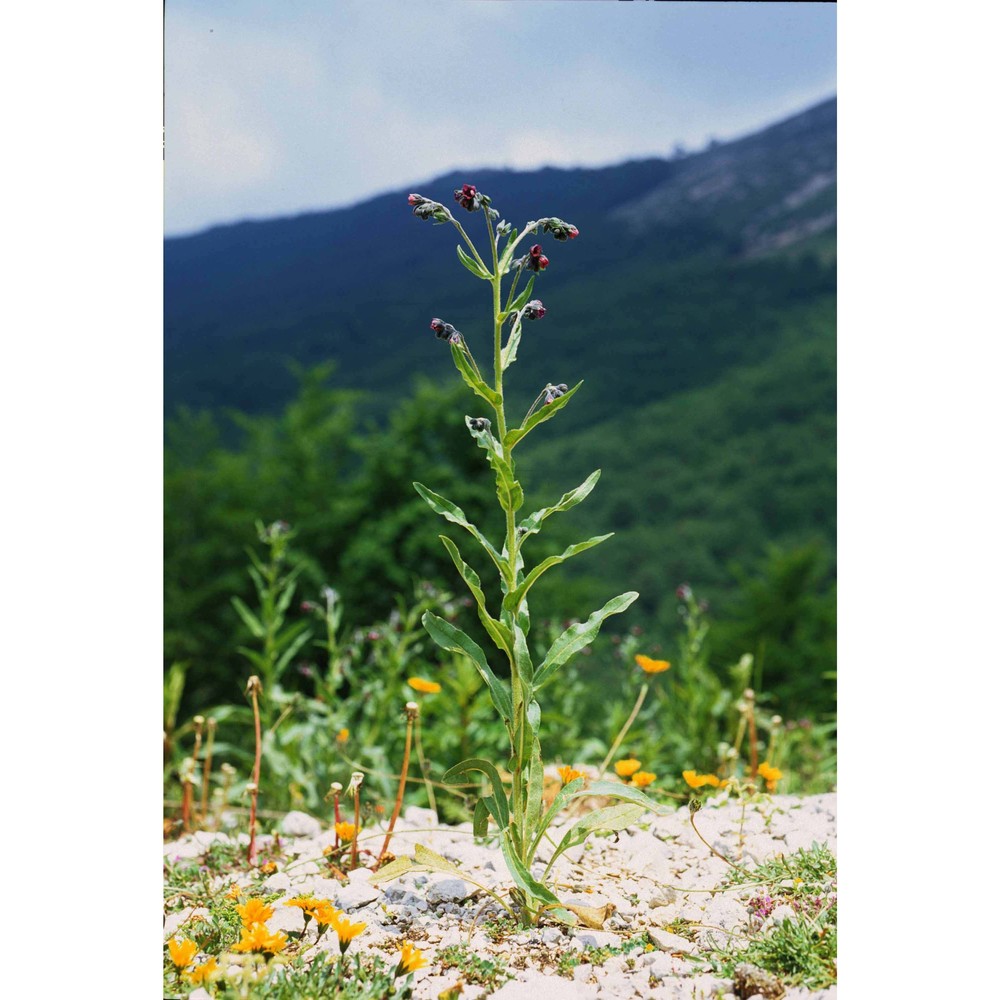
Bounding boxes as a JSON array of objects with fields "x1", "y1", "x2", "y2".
[
  {"x1": 453, "y1": 183, "x2": 491, "y2": 212},
  {"x1": 523, "y1": 299, "x2": 546, "y2": 320},
  {"x1": 526, "y1": 244, "x2": 549, "y2": 272},
  {"x1": 676, "y1": 583, "x2": 692, "y2": 601},
  {"x1": 409, "y1": 194, "x2": 452, "y2": 223},
  {"x1": 429, "y1": 318, "x2": 462, "y2": 345},
  {"x1": 468, "y1": 417, "x2": 491, "y2": 432},
  {"x1": 539, "y1": 217, "x2": 579, "y2": 241},
  {"x1": 543, "y1": 383, "x2": 569, "y2": 405}
]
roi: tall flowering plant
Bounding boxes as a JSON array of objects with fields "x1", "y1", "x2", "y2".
[{"x1": 386, "y1": 184, "x2": 662, "y2": 925}]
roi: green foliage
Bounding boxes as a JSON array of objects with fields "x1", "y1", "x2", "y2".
[
  {"x1": 556, "y1": 933, "x2": 651, "y2": 977},
  {"x1": 437, "y1": 944, "x2": 513, "y2": 989}
]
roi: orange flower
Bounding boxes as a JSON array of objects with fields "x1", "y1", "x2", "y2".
[
  {"x1": 167, "y1": 937, "x2": 198, "y2": 969},
  {"x1": 397, "y1": 941, "x2": 428, "y2": 974},
  {"x1": 757, "y1": 761, "x2": 783, "y2": 791},
  {"x1": 232, "y1": 923, "x2": 288, "y2": 956},
  {"x1": 614, "y1": 758, "x2": 641, "y2": 779},
  {"x1": 336, "y1": 728, "x2": 349, "y2": 743},
  {"x1": 630, "y1": 771, "x2": 656, "y2": 788},
  {"x1": 184, "y1": 957, "x2": 219, "y2": 986},
  {"x1": 313, "y1": 902, "x2": 341, "y2": 931},
  {"x1": 236, "y1": 897, "x2": 274, "y2": 927},
  {"x1": 407, "y1": 677, "x2": 442, "y2": 694},
  {"x1": 635, "y1": 654, "x2": 670, "y2": 674},
  {"x1": 335, "y1": 821, "x2": 357, "y2": 842},
  {"x1": 557, "y1": 765, "x2": 585, "y2": 784},
  {"x1": 682, "y1": 769, "x2": 721, "y2": 789},
  {"x1": 224, "y1": 883, "x2": 243, "y2": 901},
  {"x1": 331, "y1": 910, "x2": 367, "y2": 952}
]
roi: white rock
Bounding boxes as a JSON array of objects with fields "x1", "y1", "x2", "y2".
[
  {"x1": 491, "y1": 970, "x2": 598, "y2": 999},
  {"x1": 348, "y1": 866, "x2": 374, "y2": 883},
  {"x1": 262, "y1": 872, "x2": 292, "y2": 892},
  {"x1": 280, "y1": 810, "x2": 322, "y2": 838},
  {"x1": 163, "y1": 907, "x2": 209, "y2": 938},
  {"x1": 403, "y1": 806, "x2": 439, "y2": 827},
  {"x1": 573, "y1": 963, "x2": 594, "y2": 982},
  {"x1": 338, "y1": 879, "x2": 381, "y2": 909},
  {"x1": 647, "y1": 928, "x2": 695, "y2": 953},
  {"x1": 576, "y1": 929, "x2": 620, "y2": 949}
]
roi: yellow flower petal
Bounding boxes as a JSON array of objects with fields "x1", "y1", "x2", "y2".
[
  {"x1": 167, "y1": 937, "x2": 198, "y2": 969},
  {"x1": 407, "y1": 677, "x2": 442, "y2": 694},
  {"x1": 629, "y1": 771, "x2": 656, "y2": 788},
  {"x1": 557, "y1": 765, "x2": 585, "y2": 784},
  {"x1": 614, "y1": 758, "x2": 642, "y2": 778},
  {"x1": 635, "y1": 654, "x2": 670, "y2": 674},
  {"x1": 335, "y1": 821, "x2": 357, "y2": 842},
  {"x1": 398, "y1": 941, "x2": 428, "y2": 974}
]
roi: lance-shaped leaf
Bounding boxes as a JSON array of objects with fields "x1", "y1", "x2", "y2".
[
  {"x1": 473, "y1": 797, "x2": 490, "y2": 838},
  {"x1": 501, "y1": 316, "x2": 523, "y2": 371},
  {"x1": 508, "y1": 274, "x2": 536, "y2": 314},
  {"x1": 437, "y1": 535, "x2": 512, "y2": 655},
  {"x1": 524, "y1": 734, "x2": 544, "y2": 836},
  {"x1": 370, "y1": 855, "x2": 414, "y2": 883},
  {"x1": 465, "y1": 416, "x2": 523, "y2": 513},
  {"x1": 547, "y1": 802, "x2": 646, "y2": 869},
  {"x1": 502, "y1": 534, "x2": 614, "y2": 614},
  {"x1": 518, "y1": 470, "x2": 601, "y2": 542},
  {"x1": 457, "y1": 244, "x2": 491, "y2": 279},
  {"x1": 505, "y1": 381, "x2": 582, "y2": 451},
  {"x1": 500, "y1": 837, "x2": 574, "y2": 924},
  {"x1": 527, "y1": 776, "x2": 585, "y2": 860},
  {"x1": 424, "y1": 613, "x2": 513, "y2": 728},
  {"x1": 565, "y1": 779, "x2": 670, "y2": 814},
  {"x1": 449, "y1": 341, "x2": 502, "y2": 408},
  {"x1": 413, "y1": 482, "x2": 504, "y2": 574},
  {"x1": 443, "y1": 757, "x2": 510, "y2": 831},
  {"x1": 533, "y1": 591, "x2": 640, "y2": 689},
  {"x1": 231, "y1": 597, "x2": 264, "y2": 638},
  {"x1": 512, "y1": 624, "x2": 534, "y2": 686}
]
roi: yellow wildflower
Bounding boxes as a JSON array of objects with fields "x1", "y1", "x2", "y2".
[
  {"x1": 335, "y1": 821, "x2": 357, "y2": 842},
  {"x1": 397, "y1": 941, "x2": 429, "y2": 974},
  {"x1": 336, "y1": 728, "x2": 350, "y2": 743},
  {"x1": 236, "y1": 898, "x2": 275, "y2": 927},
  {"x1": 167, "y1": 937, "x2": 198, "y2": 969},
  {"x1": 331, "y1": 910, "x2": 367, "y2": 952},
  {"x1": 614, "y1": 758, "x2": 642, "y2": 779},
  {"x1": 630, "y1": 771, "x2": 656, "y2": 788},
  {"x1": 259, "y1": 860, "x2": 278, "y2": 875},
  {"x1": 284, "y1": 896, "x2": 332, "y2": 925},
  {"x1": 635, "y1": 654, "x2": 670, "y2": 674},
  {"x1": 225, "y1": 883, "x2": 243, "y2": 901},
  {"x1": 682, "y1": 770, "x2": 721, "y2": 789},
  {"x1": 407, "y1": 677, "x2": 442, "y2": 694},
  {"x1": 232, "y1": 923, "x2": 288, "y2": 956},
  {"x1": 313, "y1": 902, "x2": 341, "y2": 931},
  {"x1": 184, "y1": 957, "x2": 220, "y2": 986},
  {"x1": 757, "y1": 761, "x2": 783, "y2": 791},
  {"x1": 557, "y1": 765, "x2": 585, "y2": 784}
]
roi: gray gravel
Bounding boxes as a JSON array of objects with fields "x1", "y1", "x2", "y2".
[{"x1": 165, "y1": 790, "x2": 837, "y2": 998}]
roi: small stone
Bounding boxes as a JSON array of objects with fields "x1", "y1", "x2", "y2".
[
  {"x1": 733, "y1": 962, "x2": 786, "y2": 999},
  {"x1": 576, "y1": 929, "x2": 619, "y2": 949},
  {"x1": 347, "y1": 866, "x2": 373, "y2": 883},
  {"x1": 262, "y1": 872, "x2": 292, "y2": 892},
  {"x1": 403, "y1": 805, "x2": 438, "y2": 827},
  {"x1": 426, "y1": 876, "x2": 469, "y2": 903},
  {"x1": 573, "y1": 963, "x2": 594, "y2": 982},
  {"x1": 337, "y1": 879, "x2": 381, "y2": 909},
  {"x1": 279, "y1": 810, "x2": 322, "y2": 838},
  {"x1": 646, "y1": 928, "x2": 695, "y2": 953},
  {"x1": 540, "y1": 926, "x2": 563, "y2": 944}
]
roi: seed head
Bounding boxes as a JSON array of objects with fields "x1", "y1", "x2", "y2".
[
  {"x1": 245, "y1": 675, "x2": 263, "y2": 698},
  {"x1": 405, "y1": 701, "x2": 420, "y2": 721}
]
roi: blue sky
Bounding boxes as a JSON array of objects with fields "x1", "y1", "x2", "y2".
[{"x1": 165, "y1": 1, "x2": 835, "y2": 236}]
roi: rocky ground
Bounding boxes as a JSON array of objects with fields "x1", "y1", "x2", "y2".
[{"x1": 164, "y1": 791, "x2": 837, "y2": 999}]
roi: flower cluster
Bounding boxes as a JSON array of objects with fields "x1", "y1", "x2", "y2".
[
  {"x1": 454, "y1": 183, "x2": 491, "y2": 212},
  {"x1": 523, "y1": 299, "x2": 546, "y2": 320},
  {"x1": 614, "y1": 758, "x2": 656, "y2": 787},
  {"x1": 232, "y1": 897, "x2": 287, "y2": 957},
  {"x1": 408, "y1": 193, "x2": 452, "y2": 223},
  {"x1": 526, "y1": 244, "x2": 549, "y2": 271},
  {"x1": 544, "y1": 382, "x2": 569, "y2": 405},
  {"x1": 430, "y1": 318, "x2": 462, "y2": 344},
  {"x1": 538, "y1": 217, "x2": 579, "y2": 241},
  {"x1": 757, "y1": 761, "x2": 783, "y2": 791}
]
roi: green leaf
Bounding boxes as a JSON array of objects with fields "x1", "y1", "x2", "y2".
[
  {"x1": 414, "y1": 843, "x2": 470, "y2": 879},
  {"x1": 457, "y1": 244, "x2": 491, "y2": 279},
  {"x1": 509, "y1": 274, "x2": 536, "y2": 314},
  {"x1": 518, "y1": 470, "x2": 601, "y2": 541},
  {"x1": 502, "y1": 534, "x2": 614, "y2": 614},
  {"x1": 500, "y1": 837, "x2": 574, "y2": 923},
  {"x1": 423, "y1": 612, "x2": 514, "y2": 727},
  {"x1": 527, "y1": 776, "x2": 585, "y2": 860},
  {"x1": 370, "y1": 855, "x2": 415, "y2": 883},
  {"x1": 505, "y1": 381, "x2": 582, "y2": 450},
  {"x1": 273, "y1": 622, "x2": 313, "y2": 680},
  {"x1": 231, "y1": 597, "x2": 265, "y2": 638},
  {"x1": 438, "y1": 535, "x2": 512, "y2": 655},
  {"x1": 525, "y1": 735, "x2": 544, "y2": 836},
  {"x1": 566, "y1": 779, "x2": 669, "y2": 814},
  {"x1": 449, "y1": 342, "x2": 502, "y2": 408},
  {"x1": 501, "y1": 316, "x2": 523, "y2": 371},
  {"x1": 465, "y1": 415, "x2": 523, "y2": 513},
  {"x1": 413, "y1": 482, "x2": 504, "y2": 574},
  {"x1": 443, "y1": 757, "x2": 510, "y2": 831},
  {"x1": 533, "y1": 591, "x2": 640, "y2": 689},
  {"x1": 473, "y1": 797, "x2": 490, "y2": 838},
  {"x1": 512, "y1": 624, "x2": 534, "y2": 685},
  {"x1": 547, "y1": 803, "x2": 646, "y2": 869}
]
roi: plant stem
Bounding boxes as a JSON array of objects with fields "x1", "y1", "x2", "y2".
[
  {"x1": 200, "y1": 718, "x2": 216, "y2": 822},
  {"x1": 247, "y1": 677, "x2": 263, "y2": 866},
  {"x1": 413, "y1": 714, "x2": 437, "y2": 815},
  {"x1": 350, "y1": 782, "x2": 361, "y2": 870},
  {"x1": 597, "y1": 683, "x2": 649, "y2": 778},
  {"x1": 377, "y1": 707, "x2": 416, "y2": 865}
]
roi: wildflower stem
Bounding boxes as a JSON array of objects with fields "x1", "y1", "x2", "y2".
[
  {"x1": 351, "y1": 782, "x2": 361, "y2": 870},
  {"x1": 689, "y1": 807, "x2": 745, "y2": 872},
  {"x1": 377, "y1": 708, "x2": 415, "y2": 866},
  {"x1": 413, "y1": 714, "x2": 437, "y2": 815},
  {"x1": 597, "y1": 683, "x2": 649, "y2": 778},
  {"x1": 451, "y1": 217, "x2": 490, "y2": 275},
  {"x1": 247, "y1": 678, "x2": 263, "y2": 866},
  {"x1": 199, "y1": 718, "x2": 216, "y2": 822}
]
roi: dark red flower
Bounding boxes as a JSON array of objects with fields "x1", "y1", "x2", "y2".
[
  {"x1": 523, "y1": 299, "x2": 546, "y2": 320},
  {"x1": 527, "y1": 244, "x2": 549, "y2": 272}
]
